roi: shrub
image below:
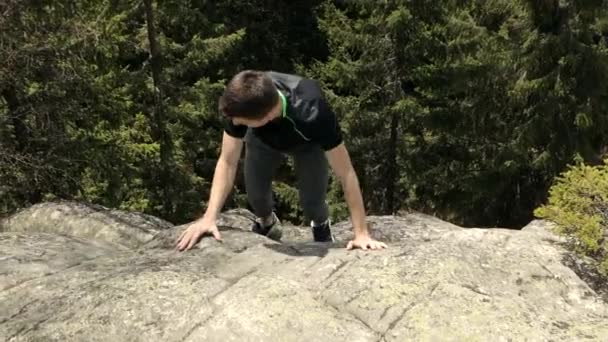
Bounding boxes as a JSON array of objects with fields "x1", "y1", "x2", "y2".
[{"x1": 534, "y1": 159, "x2": 608, "y2": 276}]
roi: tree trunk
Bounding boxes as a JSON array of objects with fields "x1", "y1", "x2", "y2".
[
  {"x1": 384, "y1": 40, "x2": 404, "y2": 215},
  {"x1": 1, "y1": 87, "x2": 28, "y2": 152},
  {"x1": 386, "y1": 111, "x2": 398, "y2": 214},
  {"x1": 143, "y1": 0, "x2": 173, "y2": 217}
]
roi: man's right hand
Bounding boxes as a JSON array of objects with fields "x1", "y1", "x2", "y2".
[{"x1": 175, "y1": 218, "x2": 222, "y2": 251}]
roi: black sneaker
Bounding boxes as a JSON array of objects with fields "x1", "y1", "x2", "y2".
[
  {"x1": 311, "y1": 219, "x2": 334, "y2": 242},
  {"x1": 252, "y1": 212, "x2": 282, "y2": 241}
]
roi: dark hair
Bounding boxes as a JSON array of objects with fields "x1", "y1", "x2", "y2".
[{"x1": 218, "y1": 70, "x2": 278, "y2": 119}]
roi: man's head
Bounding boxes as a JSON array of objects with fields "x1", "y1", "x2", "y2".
[{"x1": 219, "y1": 70, "x2": 282, "y2": 127}]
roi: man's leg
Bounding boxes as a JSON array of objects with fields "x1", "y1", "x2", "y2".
[
  {"x1": 292, "y1": 144, "x2": 330, "y2": 229},
  {"x1": 244, "y1": 131, "x2": 284, "y2": 224}
]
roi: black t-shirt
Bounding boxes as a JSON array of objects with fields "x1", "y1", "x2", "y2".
[{"x1": 223, "y1": 71, "x2": 343, "y2": 151}]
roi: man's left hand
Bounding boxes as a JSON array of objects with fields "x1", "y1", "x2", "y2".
[{"x1": 346, "y1": 235, "x2": 388, "y2": 250}]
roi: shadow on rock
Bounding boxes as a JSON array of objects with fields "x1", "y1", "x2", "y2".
[{"x1": 263, "y1": 241, "x2": 343, "y2": 257}]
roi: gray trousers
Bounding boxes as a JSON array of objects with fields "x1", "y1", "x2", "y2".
[{"x1": 244, "y1": 130, "x2": 329, "y2": 224}]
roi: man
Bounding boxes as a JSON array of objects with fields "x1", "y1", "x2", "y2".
[{"x1": 176, "y1": 70, "x2": 387, "y2": 251}]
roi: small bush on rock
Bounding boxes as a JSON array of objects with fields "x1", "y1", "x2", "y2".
[{"x1": 535, "y1": 159, "x2": 608, "y2": 276}]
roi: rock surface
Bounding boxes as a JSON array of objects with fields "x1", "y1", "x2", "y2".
[{"x1": 1, "y1": 201, "x2": 607, "y2": 341}]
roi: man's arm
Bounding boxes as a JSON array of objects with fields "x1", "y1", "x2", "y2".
[
  {"x1": 325, "y1": 143, "x2": 387, "y2": 250},
  {"x1": 176, "y1": 132, "x2": 243, "y2": 250},
  {"x1": 325, "y1": 143, "x2": 368, "y2": 237},
  {"x1": 202, "y1": 132, "x2": 244, "y2": 222}
]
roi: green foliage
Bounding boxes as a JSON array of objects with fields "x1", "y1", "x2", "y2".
[
  {"x1": 0, "y1": 0, "x2": 244, "y2": 223},
  {"x1": 327, "y1": 177, "x2": 349, "y2": 223},
  {"x1": 272, "y1": 181, "x2": 303, "y2": 224},
  {"x1": 2, "y1": 0, "x2": 608, "y2": 233},
  {"x1": 535, "y1": 159, "x2": 608, "y2": 275},
  {"x1": 303, "y1": 0, "x2": 608, "y2": 228},
  {"x1": 305, "y1": 0, "x2": 528, "y2": 224},
  {"x1": 0, "y1": 0, "x2": 331, "y2": 224}
]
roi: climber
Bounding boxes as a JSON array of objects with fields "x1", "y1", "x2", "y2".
[{"x1": 176, "y1": 70, "x2": 387, "y2": 251}]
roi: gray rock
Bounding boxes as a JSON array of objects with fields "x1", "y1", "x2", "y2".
[
  {"x1": 1, "y1": 202, "x2": 607, "y2": 341},
  {"x1": 0, "y1": 201, "x2": 172, "y2": 250}
]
